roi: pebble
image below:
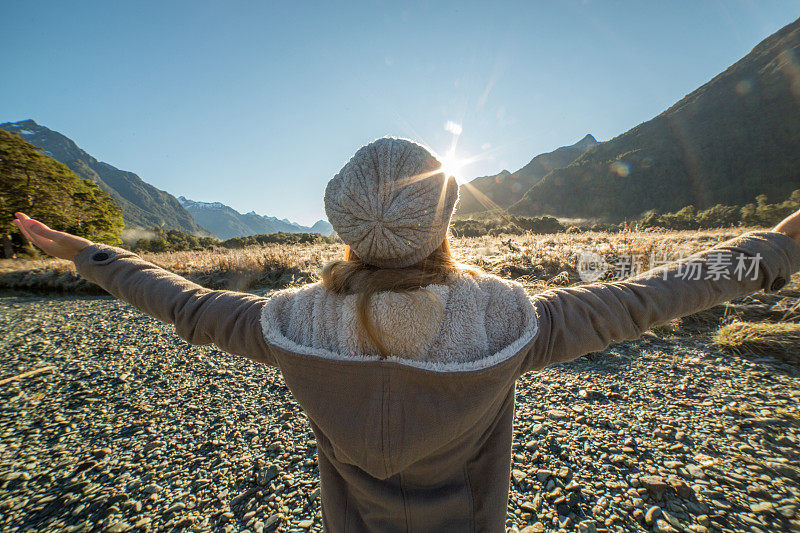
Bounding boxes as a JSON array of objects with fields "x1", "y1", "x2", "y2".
[
  {"x1": 640, "y1": 476, "x2": 670, "y2": 500},
  {"x1": 512, "y1": 469, "x2": 527, "y2": 483},
  {"x1": 1, "y1": 293, "x2": 799, "y2": 532},
  {"x1": 520, "y1": 524, "x2": 545, "y2": 533},
  {"x1": 105, "y1": 522, "x2": 130, "y2": 533},
  {"x1": 653, "y1": 518, "x2": 677, "y2": 533},
  {"x1": 750, "y1": 501, "x2": 774, "y2": 514},
  {"x1": 141, "y1": 483, "x2": 162, "y2": 495},
  {"x1": 645, "y1": 505, "x2": 662, "y2": 525}
]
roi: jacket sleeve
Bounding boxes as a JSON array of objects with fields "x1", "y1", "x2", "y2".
[
  {"x1": 520, "y1": 230, "x2": 800, "y2": 373},
  {"x1": 73, "y1": 243, "x2": 277, "y2": 367}
]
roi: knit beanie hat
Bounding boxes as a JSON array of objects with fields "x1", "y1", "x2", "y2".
[{"x1": 324, "y1": 137, "x2": 459, "y2": 268}]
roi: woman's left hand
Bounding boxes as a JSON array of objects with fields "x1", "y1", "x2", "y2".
[{"x1": 13, "y1": 212, "x2": 93, "y2": 261}]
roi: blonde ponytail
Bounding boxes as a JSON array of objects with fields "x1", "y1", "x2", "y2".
[{"x1": 321, "y1": 237, "x2": 475, "y2": 357}]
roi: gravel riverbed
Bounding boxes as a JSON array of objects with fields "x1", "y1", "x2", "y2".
[{"x1": 0, "y1": 295, "x2": 798, "y2": 533}]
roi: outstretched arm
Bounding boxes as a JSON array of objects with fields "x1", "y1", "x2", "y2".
[
  {"x1": 521, "y1": 209, "x2": 800, "y2": 373},
  {"x1": 13, "y1": 213, "x2": 277, "y2": 366}
]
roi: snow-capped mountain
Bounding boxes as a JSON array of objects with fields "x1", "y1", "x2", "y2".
[{"x1": 178, "y1": 197, "x2": 333, "y2": 240}]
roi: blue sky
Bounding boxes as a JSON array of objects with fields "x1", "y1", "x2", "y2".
[{"x1": 2, "y1": 1, "x2": 798, "y2": 225}]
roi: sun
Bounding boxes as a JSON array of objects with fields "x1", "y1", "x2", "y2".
[{"x1": 439, "y1": 150, "x2": 465, "y2": 182}]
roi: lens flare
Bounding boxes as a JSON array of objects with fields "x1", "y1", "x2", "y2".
[
  {"x1": 610, "y1": 160, "x2": 630, "y2": 177},
  {"x1": 439, "y1": 150, "x2": 464, "y2": 181}
]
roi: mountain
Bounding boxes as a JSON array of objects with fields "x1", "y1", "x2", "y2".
[
  {"x1": 178, "y1": 197, "x2": 333, "y2": 240},
  {"x1": 0, "y1": 120, "x2": 207, "y2": 234},
  {"x1": 1, "y1": 129, "x2": 123, "y2": 255},
  {"x1": 456, "y1": 134, "x2": 597, "y2": 215},
  {"x1": 510, "y1": 18, "x2": 800, "y2": 221},
  {"x1": 310, "y1": 219, "x2": 334, "y2": 235}
]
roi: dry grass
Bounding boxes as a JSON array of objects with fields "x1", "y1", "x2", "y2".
[
  {"x1": 0, "y1": 226, "x2": 771, "y2": 295},
  {"x1": 712, "y1": 320, "x2": 800, "y2": 362},
  {"x1": 451, "y1": 227, "x2": 744, "y2": 292},
  {"x1": 3, "y1": 226, "x2": 800, "y2": 358}
]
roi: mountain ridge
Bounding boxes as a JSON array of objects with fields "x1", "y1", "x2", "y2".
[
  {"x1": 457, "y1": 134, "x2": 597, "y2": 215},
  {"x1": 0, "y1": 120, "x2": 208, "y2": 235},
  {"x1": 178, "y1": 196, "x2": 333, "y2": 240},
  {"x1": 509, "y1": 18, "x2": 800, "y2": 220}
]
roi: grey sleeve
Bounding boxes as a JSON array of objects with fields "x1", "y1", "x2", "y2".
[
  {"x1": 521, "y1": 231, "x2": 800, "y2": 373},
  {"x1": 73, "y1": 244, "x2": 277, "y2": 367}
]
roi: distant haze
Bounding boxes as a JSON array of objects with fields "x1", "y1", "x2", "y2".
[{"x1": 1, "y1": 2, "x2": 798, "y2": 225}]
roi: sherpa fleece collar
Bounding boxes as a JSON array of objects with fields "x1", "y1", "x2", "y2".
[{"x1": 260, "y1": 271, "x2": 538, "y2": 373}]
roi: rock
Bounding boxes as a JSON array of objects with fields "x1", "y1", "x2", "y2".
[
  {"x1": 661, "y1": 510, "x2": 681, "y2": 528},
  {"x1": 520, "y1": 500, "x2": 537, "y2": 513},
  {"x1": 92, "y1": 448, "x2": 112, "y2": 460},
  {"x1": 524, "y1": 440, "x2": 538, "y2": 451},
  {"x1": 577, "y1": 389, "x2": 605, "y2": 401},
  {"x1": 668, "y1": 478, "x2": 694, "y2": 499},
  {"x1": 576, "y1": 519, "x2": 597, "y2": 533},
  {"x1": 512, "y1": 469, "x2": 527, "y2": 484},
  {"x1": 165, "y1": 502, "x2": 185, "y2": 515},
  {"x1": 711, "y1": 499, "x2": 732, "y2": 511},
  {"x1": 653, "y1": 518, "x2": 677, "y2": 533},
  {"x1": 521, "y1": 524, "x2": 545, "y2": 533},
  {"x1": 143, "y1": 441, "x2": 164, "y2": 453},
  {"x1": 264, "y1": 516, "x2": 280, "y2": 533},
  {"x1": 547, "y1": 409, "x2": 568, "y2": 420},
  {"x1": 105, "y1": 522, "x2": 130, "y2": 533},
  {"x1": 776, "y1": 503, "x2": 798, "y2": 518},
  {"x1": 174, "y1": 516, "x2": 194, "y2": 528},
  {"x1": 640, "y1": 476, "x2": 670, "y2": 499},
  {"x1": 685, "y1": 464, "x2": 706, "y2": 479},
  {"x1": 645, "y1": 505, "x2": 661, "y2": 525},
  {"x1": 297, "y1": 519, "x2": 313, "y2": 528},
  {"x1": 747, "y1": 484, "x2": 769, "y2": 497},
  {"x1": 750, "y1": 502, "x2": 774, "y2": 514},
  {"x1": 141, "y1": 483, "x2": 162, "y2": 495},
  {"x1": 766, "y1": 462, "x2": 798, "y2": 479},
  {"x1": 536, "y1": 470, "x2": 553, "y2": 483},
  {"x1": 257, "y1": 465, "x2": 279, "y2": 486}
]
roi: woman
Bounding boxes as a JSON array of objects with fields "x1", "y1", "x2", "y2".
[{"x1": 13, "y1": 137, "x2": 800, "y2": 532}]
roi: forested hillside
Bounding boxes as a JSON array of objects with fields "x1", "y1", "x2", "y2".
[
  {"x1": 0, "y1": 120, "x2": 207, "y2": 234},
  {"x1": 0, "y1": 130, "x2": 123, "y2": 256},
  {"x1": 510, "y1": 18, "x2": 800, "y2": 220}
]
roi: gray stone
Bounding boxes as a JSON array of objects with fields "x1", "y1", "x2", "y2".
[
  {"x1": 750, "y1": 502, "x2": 774, "y2": 514},
  {"x1": 645, "y1": 505, "x2": 662, "y2": 525}
]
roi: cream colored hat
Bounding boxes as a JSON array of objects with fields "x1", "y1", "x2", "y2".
[{"x1": 324, "y1": 137, "x2": 459, "y2": 268}]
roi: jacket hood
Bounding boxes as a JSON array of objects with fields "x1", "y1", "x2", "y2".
[{"x1": 260, "y1": 271, "x2": 538, "y2": 478}]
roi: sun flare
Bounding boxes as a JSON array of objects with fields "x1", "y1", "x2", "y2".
[{"x1": 439, "y1": 151, "x2": 465, "y2": 183}]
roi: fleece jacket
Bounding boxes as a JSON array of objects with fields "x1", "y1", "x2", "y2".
[{"x1": 73, "y1": 230, "x2": 800, "y2": 532}]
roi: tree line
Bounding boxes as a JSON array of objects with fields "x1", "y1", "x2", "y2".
[{"x1": 1, "y1": 130, "x2": 123, "y2": 257}]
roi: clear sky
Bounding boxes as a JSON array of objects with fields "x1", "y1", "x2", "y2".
[{"x1": 2, "y1": 1, "x2": 799, "y2": 225}]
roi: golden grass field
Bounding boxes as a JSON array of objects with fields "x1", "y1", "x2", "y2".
[{"x1": 2, "y1": 227, "x2": 799, "y2": 361}]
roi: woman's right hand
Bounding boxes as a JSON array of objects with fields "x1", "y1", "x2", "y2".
[
  {"x1": 772, "y1": 208, "x2": 800, "y2": 246},
  {"x1": 13, "y1": 212, "x2": 93, "y2": 261}
]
